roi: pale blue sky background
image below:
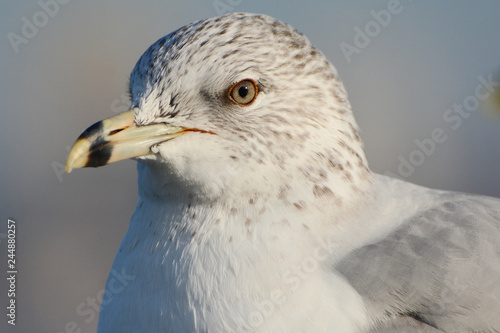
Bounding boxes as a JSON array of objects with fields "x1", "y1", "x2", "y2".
[{"x1": 1, "y1": 1, "x2": 500, "y2": 332}]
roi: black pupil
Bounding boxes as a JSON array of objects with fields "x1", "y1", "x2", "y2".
[{"x1": 238, "y1": 85, "x2": 249, "y2": 98}]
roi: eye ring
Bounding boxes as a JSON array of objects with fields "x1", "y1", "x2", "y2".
[{"x1": 228, "y1": 79, "x2": 258, "y2": 106}]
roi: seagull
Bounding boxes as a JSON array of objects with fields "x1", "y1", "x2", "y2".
[{"x1": 66, "y1": 12, "x2": 500, "y2": 333}]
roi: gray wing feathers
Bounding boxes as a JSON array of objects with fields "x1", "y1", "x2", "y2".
[{"x1": 337, "y1": 193, "x2": 500, "y2": 332}]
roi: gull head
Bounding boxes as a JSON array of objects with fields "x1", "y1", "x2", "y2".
[{"x1": 66, "y1": 13, "x2": 372, "y2": 205}]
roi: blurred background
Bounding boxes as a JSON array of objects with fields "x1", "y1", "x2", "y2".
[{"x1": 1, "y1": 1, "x2": 499, "y2": 332}]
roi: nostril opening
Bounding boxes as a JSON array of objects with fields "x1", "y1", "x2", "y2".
[{"x1": 109, "y1": 128, "x2": 126, "y2": 135}]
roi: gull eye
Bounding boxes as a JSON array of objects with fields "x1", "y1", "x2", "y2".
[{"x1": 228, "y1": 79, "x2": 258, "y2": 106}]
